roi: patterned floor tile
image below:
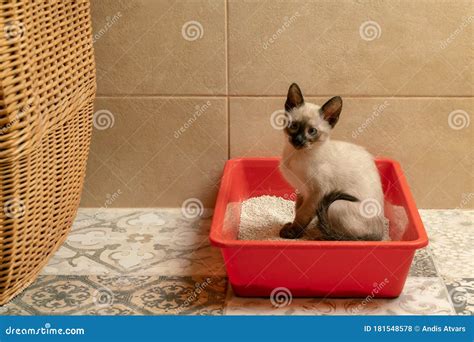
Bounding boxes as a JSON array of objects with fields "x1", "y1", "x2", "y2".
[
  {"x1": 2, "y1": 208, "x2": 470, "y2": 316},
  {"x1": 419, "y1": 210, "x2": 473, "y2": 279},
  {"x1": 0, "y1": 275, "x2": 227, "y2": 316},
  {"x1": 444, "y1": 278, "x2": 474, "y2": 315},
  {"x1": 79, "y1": 303, "x2": 138, "y2": 316},
  {"x1": 0, "y1": 276, "x2": 100, "y2": 315},
  {"x1": 224, "y1": 277, "x2": 455, "y2": 315},
  {"x1": 0, "y1": 302, "x2": 31, "y2": 315},
  {"x1": 41, "y1": 209, "x2": 224, "y2": 277},
  {"x1": 408, "y1": 248, "x2": 438, "y2": 277},
  {"x1": 130, "y1": 276, "x2": 227, "y2": 315}
]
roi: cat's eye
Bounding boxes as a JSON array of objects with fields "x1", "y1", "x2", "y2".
[{"x1": 308, "y1": 127, "x2": 318, "y2": 136}]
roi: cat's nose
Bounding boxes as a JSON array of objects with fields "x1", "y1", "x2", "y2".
[{"x1": 292, "y1": 135, "x2": 305, "y2": 147}]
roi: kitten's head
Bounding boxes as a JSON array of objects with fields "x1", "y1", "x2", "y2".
[{"x1": 283, "y1": 83, "x2": 342, "y2": 150}]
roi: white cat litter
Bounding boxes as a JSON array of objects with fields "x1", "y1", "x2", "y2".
[
  {"x1": 237, "y1": 195, "x2": 309, "y2": 241},
  {"x1": 237, "y1": 195, "x2": 392, "y2": 241}
]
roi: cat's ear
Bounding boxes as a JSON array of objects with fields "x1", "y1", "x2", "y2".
[
  {"x1": 285, "y1": 83, "x2": 304, "y2": 112},
  {"x1": 321, "y1": 96, "x2": 342, "y2": 128}
]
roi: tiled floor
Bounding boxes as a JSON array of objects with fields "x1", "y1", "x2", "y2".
[{"x1": 0, "y1": 209, "x2": 472, "y2": 315}]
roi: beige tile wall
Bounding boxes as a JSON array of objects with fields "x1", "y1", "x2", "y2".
[{"x1": 82, "y1": 0, "x2": 473, "y2": 209}]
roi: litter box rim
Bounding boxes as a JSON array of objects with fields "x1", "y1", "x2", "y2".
[{"x1": 209, "y1": 157, "x2": 428, "y2": 250}]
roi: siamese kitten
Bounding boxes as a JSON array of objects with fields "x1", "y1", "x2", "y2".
[{"x1": 279, "y1": 83, "x2": 386, "y2": 241}]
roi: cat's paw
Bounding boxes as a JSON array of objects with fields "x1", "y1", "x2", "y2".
[{"x1": 279, "y1": 222, "x2": 304, "y2": 239}]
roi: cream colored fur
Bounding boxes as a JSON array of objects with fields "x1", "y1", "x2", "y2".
[{"x1": 279, "y1": 102, "x2": 385, "y2": 239}]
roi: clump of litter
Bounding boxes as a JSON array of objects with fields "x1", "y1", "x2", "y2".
[
  {"x1": 238, "y1": 195, "x2": 294, "y2": 240},
  {"x1": 237, "y1": 195, "x2": 391, "y2": 241},
  {"x1": 238, "y1": 195, "x2": 315, "y2": 240}
]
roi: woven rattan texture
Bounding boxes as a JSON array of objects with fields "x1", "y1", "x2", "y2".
[{"x1": 0, "y1": 1, "x2": 96, "y2": 304}]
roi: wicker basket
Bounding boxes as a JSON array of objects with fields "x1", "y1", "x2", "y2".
[{"x1": 0, "y1": 1, "x2": 96, "y2": 304}]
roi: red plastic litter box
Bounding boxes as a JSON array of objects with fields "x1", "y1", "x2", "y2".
[{"x1": 209, "y1": 157, "x2": 428, "y2": 298}]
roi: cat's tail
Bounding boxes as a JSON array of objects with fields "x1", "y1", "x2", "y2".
[{"x1": 316, "y1": 191, "x2": 381, "y2": 241}]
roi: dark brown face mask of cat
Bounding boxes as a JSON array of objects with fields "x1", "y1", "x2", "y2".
[
  {"x1": 285, "y1": 119, "x2": 319, "y2": 149},
  {"x1": 283, "y1": 83, "x2": 343, "y2": 150}
]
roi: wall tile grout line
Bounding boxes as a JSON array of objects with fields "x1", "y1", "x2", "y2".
[
  {"x1": 226, "y1": 0, "x2": 231, "y2": 160},
  {"x1": 95, "y1": 94, "x2": 474, "y2": 99}
]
